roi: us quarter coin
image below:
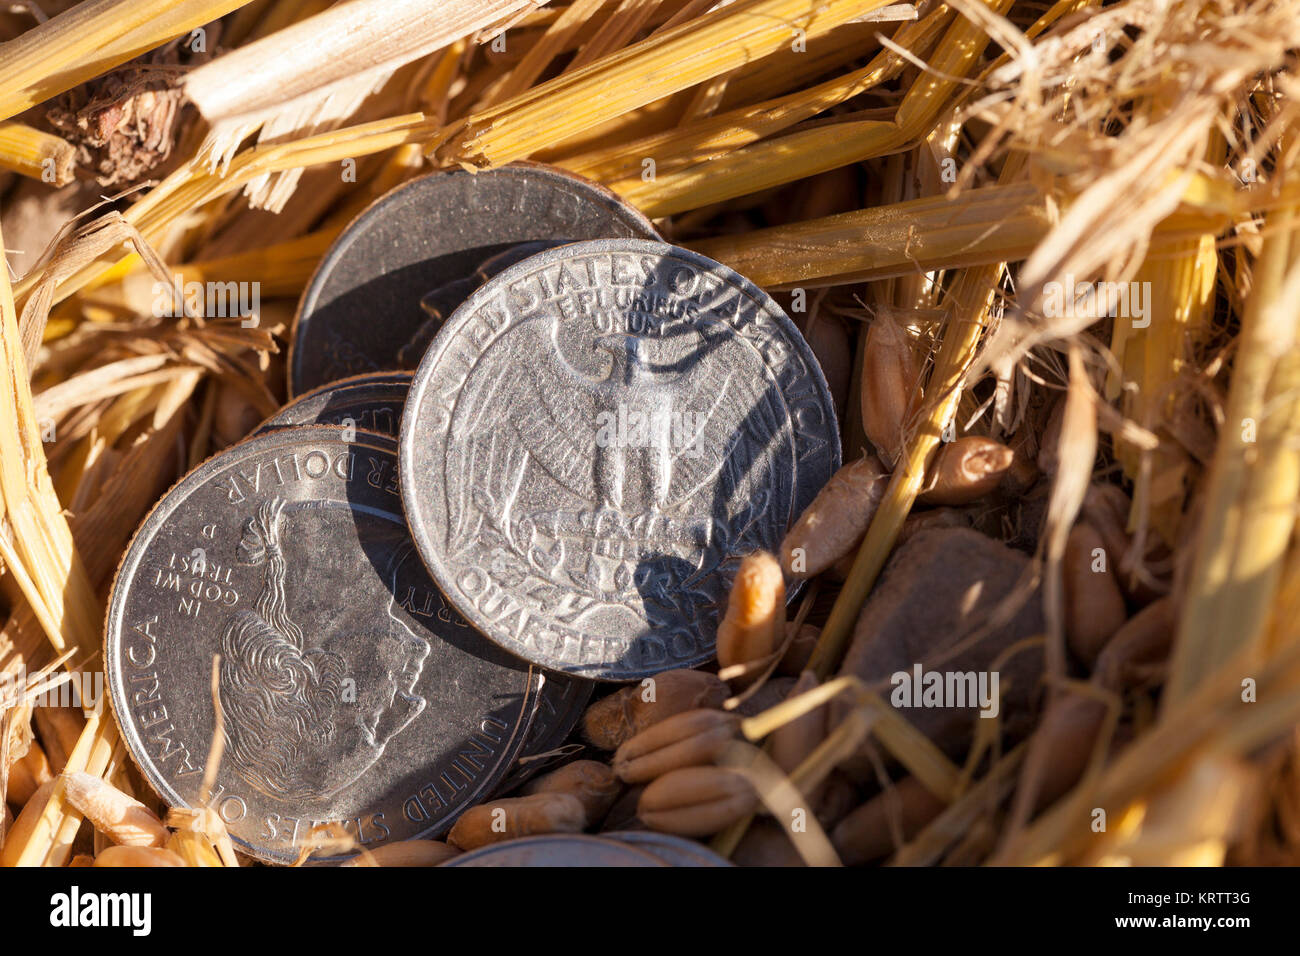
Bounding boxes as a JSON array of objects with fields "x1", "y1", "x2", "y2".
[
  {"x1": 262, "y1": 386, "x2": 594, "y2": 792},
  {"x1": 401, "y1": 239, "x2": 841, "y2": 681},
  {"x1": 444, "y1": 834, "x2": 667, "y2": 867},
  {"x1": 105, "y1": 427, "x2": 543, "y2": 864},
  {"x1": 254, "y1": 372, "x2": 411, "y2": 438},
  {"x1": 288, "y1": 164, "x2": 658, "y2": 396}
]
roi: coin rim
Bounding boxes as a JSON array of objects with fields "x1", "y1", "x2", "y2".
[
  {"x1": 399, "y1": 238, "x2": 842, "y2": 682},
  {"x1": 287, "y1": 162, "x2": 660, "y2": 397},
  {"x1": 252, "y1": 371, "x2": 413, "y2": 436},
  {"x1": 443, "y1": 833, "x2": 669, "y2": 867},
  {"x1": 495, "y1": 671, "x2": 594, "y2": 792},
  {"x1": 104, "y1": 425, "x2": 543, "y2": 865},
  {"x1": 605, "y1": 830, "x2": 735, "y2": 867}
]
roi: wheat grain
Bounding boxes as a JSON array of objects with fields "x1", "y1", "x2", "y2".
[
  {"x1": 447, "y1": 793, "x2": 586, "y2": 850},
  {"x1": 613, "y1": 709, "x2": 740, "y2": 783},
  {"x1": 62, "y1": 770, "x2": 168, "y2": 848},
  {"x1": 521, "y1": 760, "x2": 622, "y2": 825},
  {"x1": 638, "y1": 765, "x2": 758, "y2": 837}
]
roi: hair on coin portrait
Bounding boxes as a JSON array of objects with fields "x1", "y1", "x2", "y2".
[{"x1": 218, "y1": 497, "x2": 431, "y2": 801}]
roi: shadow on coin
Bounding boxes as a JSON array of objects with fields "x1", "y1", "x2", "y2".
[
  {"x1": 301, "y1": 246, "x2": 520, "y2": 387},
  {"x1": 622, "y1": 375, "x2": 795, "y2": 677},
  {"x1": 337, "y1": 471, "x2": 541, "y2": 839},
  {"x1": 295, "y1": 386, "x2": 405, "y2": 437}
]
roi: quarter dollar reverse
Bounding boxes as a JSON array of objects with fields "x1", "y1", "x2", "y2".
[
  {"x1": 105, "y1": 427, "x2": 543, "y2": 864},
  {"x1": 401, "y1": 239, "x2": 841, "y2": 681}
]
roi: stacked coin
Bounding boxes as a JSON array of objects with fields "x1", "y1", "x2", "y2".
[
  {"x1": 445, "y1": 833, "x2": 733, "y2": 867},
  {"x1": 288, "y1": 163, "x2": 660, "y2": 395},
  {"x1": 105, "y1": 164, "x2": 841, "y2": 866}
]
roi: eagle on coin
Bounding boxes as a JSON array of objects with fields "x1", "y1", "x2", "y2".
[{"x1": 444, "y1": 313, "x2": 792, "y2": 605}]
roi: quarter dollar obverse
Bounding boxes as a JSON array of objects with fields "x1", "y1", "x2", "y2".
[
  {"x1": 401, "y1": 239, "x2": 841, "y2": 681},
  {"x1": 105, "y1": 428, "x2": 543, "y2": 864}
]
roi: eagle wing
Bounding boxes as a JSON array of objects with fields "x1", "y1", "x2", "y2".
[
  {"x1": 665, "y1": 331, "x2": 792, "y2": 519},
  {"x1": 446, "y1": 317, "x2": 604, "y2": 544}
]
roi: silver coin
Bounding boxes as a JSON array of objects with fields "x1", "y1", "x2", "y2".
[
  {"x1": 254, "y1": 370, "x2": 592, "y2": 786},
  {"x1": 288, "y1": 164, "x2": 658, "y2": 396},
  {"x1": 424, "y1": 240, "x2": 565, "y2": 322},
  {"x1": 262, "y1": 383, "x2": 595, "y2": 791},
  {"x1": 105, "y1": 427, "x2": 543, "y2": 864},
  {"x1": 255, "y1": 372, "x2": 412, "y2": 438},
  {"x1": 401, "y1": 239, "x2": 841, "y2": 681},
  {"x1": 445, "y1": 834, "x2": 667, "y2": 867},
  {"x1": 606, "y1": 830, "x2": 734, "y2": 867}
]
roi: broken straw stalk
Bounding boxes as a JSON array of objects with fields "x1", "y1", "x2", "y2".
[
  {"x1": 0, "y1": 0, "x2": 255, "y2": 123},
  {"x1": 437, "y1": 0, "x2": 900, "y2": 168},
  {"x1": 0, "y1": 121, "x2": 75, "y2": 185}
]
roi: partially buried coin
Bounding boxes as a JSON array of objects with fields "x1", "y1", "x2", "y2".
[
  {"x1": 104, "y1": 427, "x2": 543, "y2": 865},
  {"x1": 401, "y1": 239, "x2": 841, "y2": 682},
  {"x1": 605, "y1": 830, "x2": 734, "y2": 867},
  {"x1": 288, "y1": 163, "x2": 659, "y2": 396},
  {"x1": 254, "y1": 371, "x2": 411, "y2": 437},
  {"x1": 444, "y1": 834, "x2": 667, "y2": 867}
]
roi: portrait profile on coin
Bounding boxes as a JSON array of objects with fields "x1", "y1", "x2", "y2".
[
  {"x1": 106, "y1": 429, "x2": 543, "y2": 863},
  {"x1": 218, "y1": 497, "x2": 431, "y2": 801}
]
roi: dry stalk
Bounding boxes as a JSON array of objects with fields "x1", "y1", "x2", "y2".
[
  {"x1": 740, "y1": 674, "x2": 962, "y2": 802},
  {"x1": 801, "y1": 153, "x2": 1024, "y2": 680},
  {"x1": 0, "y1": 121, "x2": 75, "y2": 184},
  {"x1": 996, "y1": 631, "x2": 1300, "y2": 864},
  {"x1": 1039, "y1": 347, "x2": 1098, "y2": 685},
  {"x1": 184, "y1": 0, "x2": 539, "y2": 209},
  {"x1": 717, "y1": 739, "x2": 842, "y2": 866},
  {"x1": 1165, "y1": 201, "x2": 1300, "y2": 705},
  {"x1": 0, "y1": 0, "x2": 255, "y2": 123},
  {"x1": 14, "y1": 114, "x2": 439, "y2": 316},
  {"x1": 559, "y1": 4, "x2": 954, "y2": 184},
  {"x1": 887, "y1": 741, "x2": 1026, "y2": 865},
  {"x1": 0, "y1": 218, "x2": 101, "y2": 663},
  {"x1": 437, "y1": 0, "x2": 896, "y2": 168},
  {"x1": 612, "y1": 0, "x2": 1014, "y2": 216}
]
